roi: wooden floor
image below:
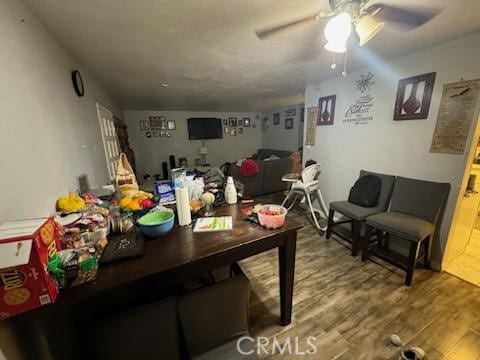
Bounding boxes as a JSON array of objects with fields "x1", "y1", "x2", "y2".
[{"x1": 240, "y1": 197, "x2": 480, "y2": 359}]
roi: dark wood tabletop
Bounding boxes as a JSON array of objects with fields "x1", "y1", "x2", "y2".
[
  {"x1": 12, "y1": 203, "x2": 302, "y2": 359},
  {"x1": 61, "y1": 203, "x2": 302, "y2": 301}
]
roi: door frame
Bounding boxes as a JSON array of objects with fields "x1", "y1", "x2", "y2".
[{"x1": 443, "y1": 110, "x2": 480, "y2": 266}]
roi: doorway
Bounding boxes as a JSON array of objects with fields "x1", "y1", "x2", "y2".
[{"x1": 444, "y1": 115, "x2": 480, "y2": 286}]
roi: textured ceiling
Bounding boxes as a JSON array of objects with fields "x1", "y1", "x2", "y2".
[{"x1": 23, "y1": 0, "x2": 480, "y2": 112}]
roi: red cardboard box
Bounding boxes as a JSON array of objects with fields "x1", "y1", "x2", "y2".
[{"x1": 0, "y1": 218, "x2": 61, "y2": 319}]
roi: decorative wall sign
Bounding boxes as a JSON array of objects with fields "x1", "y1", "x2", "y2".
[
  {"x1": 317, "y1": 95, "x2": 336, "y2": 126},
  {"x1": 243, "y1": 118, "x2": 251, "y2": 127},
  {"x1": 273, "y1": 113, "x2": 280, "y2": 125},
  {"x1": 343, "y1": 72, "x2": 375, "y2": 125},
  {"x1": 305, "y1": 107, "x2": 318, "y2": 146},
  {"x1": 139, "y1": 120, "x2": 149, "y2": 130},
  {"x1": 228, "y1": 117, "x2": 238, "y2": 127},
  {"x1": 356, "y1": 72, "x2": 375, "y2": 93},
  {"x1": 285, "y1": 118, "x2": 293, "y2": 129},
  {"x1": 394, "y1": 72, "x2": 436, "y2": 120},
  {"x1": 430, "y1": 79, "x2": 480, "y2": 154},
  {"x1": 286, "y1": 108, "x2": 296, "y2": 117},
  {"x1": 167, "y1": 120, "x2": 176, "y2": 130}
]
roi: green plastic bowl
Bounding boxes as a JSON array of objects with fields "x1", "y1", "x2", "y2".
[{"x1": 137, "y1": 211, "x2": 175, "y2": 237}]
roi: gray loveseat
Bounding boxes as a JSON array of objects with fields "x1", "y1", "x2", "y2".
[{"x1": 229, "y1": 149, "x2": 300, "y2": 197}]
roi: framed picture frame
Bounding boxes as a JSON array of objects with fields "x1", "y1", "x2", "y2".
[
  {"x1": 230, "y1": 128, "x2": 237, "y2": 136},
  {"x1": 224, "y1": 126, "x2": 230, "y2": 134},
  {"x1": 167, "y1": 120, "x2": 176, "y2": 130},
  {"x1": 229, "y1": 117, "x2": 238, "y2": 127},
  {"x1": 285, "y1": 118, "x2": 293, "y2": 129},
  {"x1": 243, "y1": 118, "x2": 250, "y2": 127},
  {"x1": 159, "y1": 116, "x2": 167, "y2": 130},
  {"x1": 394, "y1": 72, "x2": 436, "y2": 121},
  {"x1": 223, "y1": 119, "x2": 228, "y2": 126},
  {"x1": 238, "y1": 119, "x2": 243, "y2": 126},
  {"x1": 149, "y1": 116, "x2": 162, "y2": 128},
  {"x1": 238, "y1": 127, "x2": 243, "y2": 134},
  {"x1": 317, "y1": 95, "x2": 336, "y2": 126},
  {"x1": 286, "y1": 108, "x2": 296, "y2": 117},
  {"x1": 273, "y1": 113, "x2": 280, "y2": 125},
  {"x1": 139, "y1": 120, "x2": 149, "y2": 130}
]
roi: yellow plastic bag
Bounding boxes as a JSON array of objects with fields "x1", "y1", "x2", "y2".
[{"x1": 115, "y1": 153, "x2": 139, "y2": 198}]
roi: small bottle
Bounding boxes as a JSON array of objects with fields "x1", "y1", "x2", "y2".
[{"x1": 225, "y1": 176, "x2": 238, "y2": 205}]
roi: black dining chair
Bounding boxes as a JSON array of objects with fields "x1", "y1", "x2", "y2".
[
  {"x1": 326, "y1": 170, "x2": 396, "y2": 256},
  {"x1": 362, "y1": 176, "x2": 450, "y2": 286}
]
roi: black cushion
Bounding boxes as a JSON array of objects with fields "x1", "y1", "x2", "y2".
[
  {"x1": 178, "y1": 274, "x2": 250, "y2": 357},
  {"x1": 92, "y1": 297, "x2": 181, "y2": 360},
  {"x1": 366, "y1": 211, "x2": 435, "y2": 242},
  {"x1": 330, "y1": 201, "x2": 384, "y2": 221}
]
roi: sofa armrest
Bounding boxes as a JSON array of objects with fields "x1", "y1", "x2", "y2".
[{"x1": 263, "y1": 157, "x2": 293, "y2": 194}]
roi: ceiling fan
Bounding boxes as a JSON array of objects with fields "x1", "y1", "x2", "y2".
[{"x1": 255, "y1": 0, "x2": 441, "y2": 53}]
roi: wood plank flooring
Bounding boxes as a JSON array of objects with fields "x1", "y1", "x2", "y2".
[{"x1": 240, "y1": 196, "x2": 480, "y2": 359}]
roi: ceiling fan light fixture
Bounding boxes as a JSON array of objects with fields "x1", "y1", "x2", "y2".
[
  {"x1": 324, "y1": 41, "x2": 347, "y2": 53},
  {"x1": 324, "y1": 12, "x2": 352, "y2": 52},
  {"x1": 355, "y1": 14, "x2": 384, "y2": 46}
]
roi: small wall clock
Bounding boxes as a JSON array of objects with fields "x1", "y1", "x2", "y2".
[{"x1": 71, "y1": 70, "x2": 85, "y2": 97}]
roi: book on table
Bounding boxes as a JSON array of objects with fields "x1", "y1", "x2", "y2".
[{"x1": 193, "y1": 216, "x2": 233, "y2": 233}]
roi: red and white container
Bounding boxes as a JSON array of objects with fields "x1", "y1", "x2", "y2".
[{"x1": 0, "y1": 218, "x2": 61, "y2": 319}]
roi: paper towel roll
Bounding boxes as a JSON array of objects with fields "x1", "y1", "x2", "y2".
[{"x1": 175, "y1": 187, "x2": 192, "y2": 226}]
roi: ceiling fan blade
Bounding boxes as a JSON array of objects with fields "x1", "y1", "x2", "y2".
[
  {"x1": 255, "y1": 11, "x2": 331, "y2": 39},
  {"x1": 365, "y1": 3, "x2": 441, "y2": 30}
]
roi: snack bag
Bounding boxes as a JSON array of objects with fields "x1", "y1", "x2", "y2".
[{"x1": 115, "y1": 153, "x2": 139, "y2": 198}]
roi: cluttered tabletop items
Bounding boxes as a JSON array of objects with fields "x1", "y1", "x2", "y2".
[{"x1": 0, "y1": 153, "x2": 293, "y2": 320}]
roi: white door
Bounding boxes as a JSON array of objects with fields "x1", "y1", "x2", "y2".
[{"x1": 96, "y1": 103, "x2": 120, "y2": 182}]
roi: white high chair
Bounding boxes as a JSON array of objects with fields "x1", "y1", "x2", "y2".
[{"x1": 281, "y1": 163, "x2": 329, "y2": 231}]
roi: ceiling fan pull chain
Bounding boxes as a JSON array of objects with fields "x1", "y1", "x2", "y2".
[
  {"x1": 342, "y1": 50, "x2": 348, "y2": 76},
  {"x1": 331, "y1": 53, "x2": 337, "y2": 69}
]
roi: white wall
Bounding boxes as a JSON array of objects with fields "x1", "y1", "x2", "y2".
[
  {"x1": 124, "y1": 111, "x2": 262, "y2": 177},
  {"x1": 304, "y1": 32, "x2": 480, "y2": 264},
  {"x1": 262, "y1": 104, "x2": 304, "y2": 152},
  {"x1": 0, "y1": 0, "x2": 121, "y2": 357},
  {"x1": 0, "y1": 0, "x2": 121, "y2": 224}
]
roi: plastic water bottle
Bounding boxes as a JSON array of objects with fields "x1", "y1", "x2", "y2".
[{"x1": 225, "y1": 176, "x2": 238, "y2": 205}]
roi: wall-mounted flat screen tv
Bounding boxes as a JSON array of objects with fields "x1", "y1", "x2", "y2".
[{"x1": 187, "y1": 118, "x2": 223, "y2": 140}]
